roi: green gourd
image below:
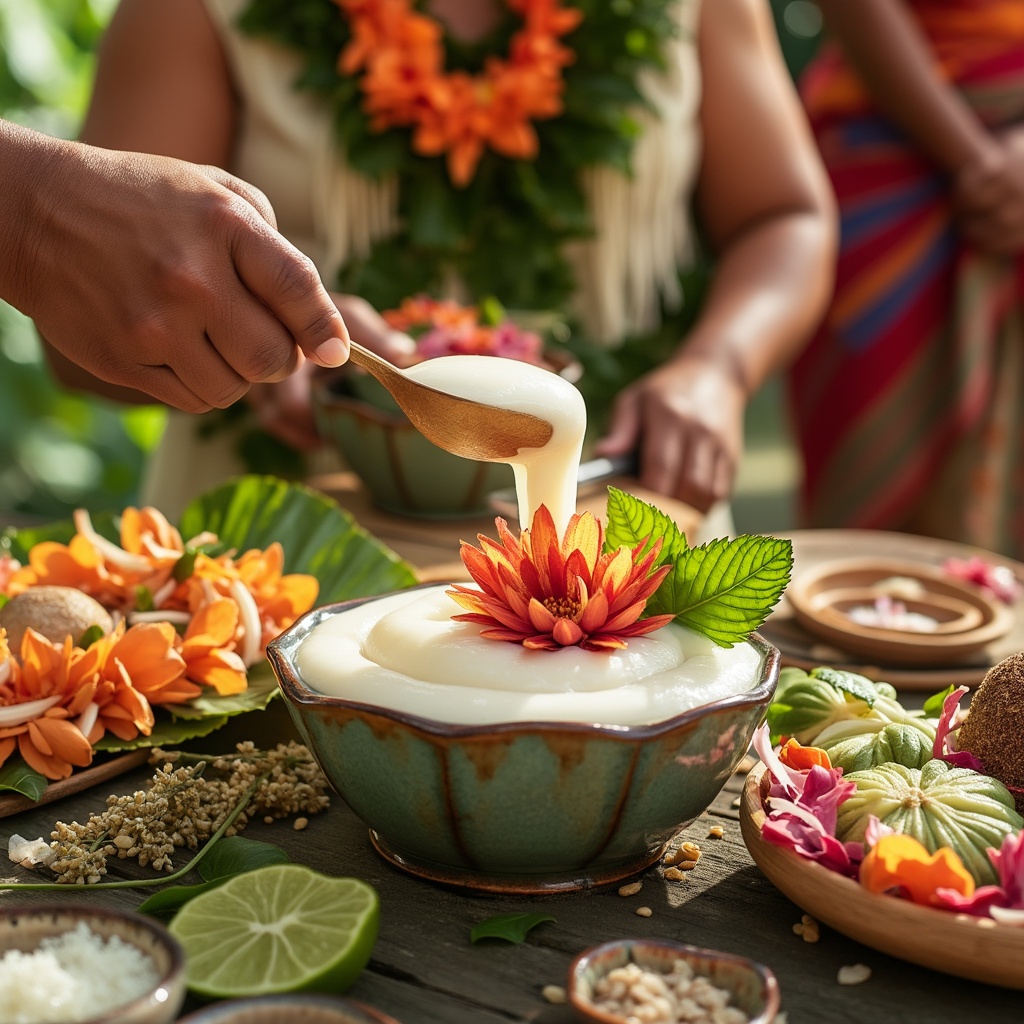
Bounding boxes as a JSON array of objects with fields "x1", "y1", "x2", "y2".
[
  {"x1": 819, "y1": 722, "x2": 934, "y2": 773},
  {"x1": 836, "y1": 759, "x2": 1023, "y2": 886}
]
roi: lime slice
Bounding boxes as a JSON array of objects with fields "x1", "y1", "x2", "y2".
[{"x1": 169, "y1": 864, "x2": 379, "y2": 999}]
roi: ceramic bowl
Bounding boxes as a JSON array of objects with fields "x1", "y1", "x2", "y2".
[
  {"x1": 267, "y1": 593, "x2": 780, "y2": 894},
  {"x1": 178, "y1": 994, "x2": 400, "y2": 1024},
  {"x1": 313, "y1": 353, "x2": 581, "y2": 519},
  {"x1": 0, "y1": 904, "x2": 186, "y2": 1024},
  {"x1": 786, "y1": 557, "x2": 1015, "y2": 666},
  {"x1": 568, "y1": 939, "x2": 780, "y2": 1023}
]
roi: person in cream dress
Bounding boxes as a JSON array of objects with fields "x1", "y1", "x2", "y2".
[{"x1": 55, "y1": 0, "x2": 835, "y2": 536}]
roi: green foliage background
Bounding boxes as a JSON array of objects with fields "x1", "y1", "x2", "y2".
[
  {"x1": 0, "y1": 0, "x2": 817, "y2": 522},
  {"x1": 0, "y1": 0, "x2": 165, "y2": 523}
]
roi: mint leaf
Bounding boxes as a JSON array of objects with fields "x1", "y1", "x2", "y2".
[
  {"x1": 604, "y1": 487, "x2": 687, "y2": 564},
  {"x1": 0, "y1": 758, "x2": 46, "y2": 801},
  {"x1": 470, "y1": 912, "x2": 555, "y2": 944},
  {"x1": 649, "y1": 536, "x2": 793, "y2": 647}
]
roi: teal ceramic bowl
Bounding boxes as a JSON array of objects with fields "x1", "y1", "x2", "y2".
[
  {"x1": 313, "y1": 374, "x2": 514, "y2": 519},
  {"x1": 268, "y1": 592, "x2": 780, "y2": 894},
  {"x1": 569, "y1": 939, "x2": 780, "y2": 1023}
]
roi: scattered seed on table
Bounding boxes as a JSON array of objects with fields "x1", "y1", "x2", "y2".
[
  {"x1": 618, "y1": 881, "x2": 643, "y2": 897},
  {"x1": 635, "y1": 906, "x2": 653, "y2": 917},
  {"x1": 663, "y1": 866, "x2": 689, "y2": 881},
  {"x1": 542, "y1": 985, "x2": 566, "y2": 1004},
  {"x1": 263, "y1": 815, "x2": 274, "y2": 825},
  {"x1": 838, "y1": 964, "x2": 872, "y2": 985},
  {"x1": 708, "y1": 825, "x2": 725, "y2": 839},
  {"x1": 293, "y1": 816, "x2": 309, "y2": 831},
  {"x1": 793, "y1": 914, "x2": 820, "y2": 943}
]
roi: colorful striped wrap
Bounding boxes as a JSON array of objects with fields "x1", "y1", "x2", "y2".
[{"x1": 790, "y1": 1, "x2": 1024, "y2": 558}]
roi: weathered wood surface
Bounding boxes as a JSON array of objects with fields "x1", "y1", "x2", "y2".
[{"x1": 1, "y1": 748, "x2": 1019, "y2": 1024}]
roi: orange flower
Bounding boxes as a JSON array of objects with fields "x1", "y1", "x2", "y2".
[
  {"x1": 778, "y1": 738, "x2": 833, "y2": 771},
  {"x1": 860, "y1": 834, "x2": 975, "y2": 907},
  {"x1": 448, "y1": 506, "x2": 673, "y2": 651},
  {"x1": 101, "y1": 622, "x2": 196, "y2": 712},
  {"x1": 336, "y1": 0, "x2": 581, "y2": 185},
  {"x1": 179, "y1": 598, "x2": 248, "y2": 696}
]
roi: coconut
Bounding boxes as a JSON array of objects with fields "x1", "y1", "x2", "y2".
[
  {"x1": 0, "y1": 586, "x2": 114, "y2": 654},
  {"x1": 957, "y1": 651, "x2": 1024, "y2": 814}
]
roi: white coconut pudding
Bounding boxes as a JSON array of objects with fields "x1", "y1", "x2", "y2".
[{"x1": 297, "y1": 355, "x2": 764, "y2": 726}]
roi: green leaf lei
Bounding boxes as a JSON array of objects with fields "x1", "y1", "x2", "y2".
[
  {"x1": 605, "y1": 487, "x2": 794, "y2": 647},
  {"x1": 237, "y1": 0, "x2": 680, "y2": 312}
]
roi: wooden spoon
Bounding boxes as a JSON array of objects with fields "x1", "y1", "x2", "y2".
[{"x1": 346, "y1": 342, "x2": 554, "y2": 461}]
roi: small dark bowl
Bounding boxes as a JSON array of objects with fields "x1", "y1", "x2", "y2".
[
  {"x1": 569, "y1": 939, "x2": 780, "y2": 1023},
  {"x1": 179, "y1": 994, "x2": 400, "y2": 1024},
  {"x1": 0, "y1": 904, "x2": 186, "y2": 1024},
  {"x1": 268, "y1": 592, "x2": 780, "y2": 894}
]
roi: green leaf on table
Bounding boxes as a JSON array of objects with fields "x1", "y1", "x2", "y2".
[
  {"x1": 0, "y1": 759, "x2": 46, "y2": 801},
  {"x1": 470, "y1": 912, "x2": 556, "y2": 944},
  {"x1": 139, "y1": 837, "x2": 290, "y2": 918},
  {"x1": 177, "y1": 475, "x2": 417, "y2": 604}
]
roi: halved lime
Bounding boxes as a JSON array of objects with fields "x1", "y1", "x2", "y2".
[{"x1": 168, "y1": 864, "x2": 379, "y2": 999}]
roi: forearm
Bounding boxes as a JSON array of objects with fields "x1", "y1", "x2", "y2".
[
  {"x1": 674, "y1": 210, "x2": 836, "y2": 395},
  {"x1": 816, "y1": 0, "x2": 996, "y2": 173},
  {"x1": 0, "y1": 121, "x2": 65, "y2": 315}
]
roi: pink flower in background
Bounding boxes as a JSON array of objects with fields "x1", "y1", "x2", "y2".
[{"x1": 943, "y1": 555, "x2": 1021, "y2": 604}]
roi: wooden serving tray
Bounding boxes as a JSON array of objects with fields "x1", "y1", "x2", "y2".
[{"x1": 740, "y1": 764, "x2": 1024, "y2": 990}]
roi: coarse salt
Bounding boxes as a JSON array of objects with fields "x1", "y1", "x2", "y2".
[{"x1": 0, "y1": 921, "x2": 159, "y2": 1023}]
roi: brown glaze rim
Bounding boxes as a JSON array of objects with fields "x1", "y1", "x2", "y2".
[{"x1": 267, "y1": 587, "x2": 781, "y2": 741}]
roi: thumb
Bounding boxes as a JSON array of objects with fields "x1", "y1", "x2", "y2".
[{"x1": 594, "y1": 389, "x2": 642, "y2": 457}]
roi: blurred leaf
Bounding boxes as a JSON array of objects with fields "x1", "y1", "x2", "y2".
[{"x1": 470, "y1": 912, "x2": 555, "y2": 944}]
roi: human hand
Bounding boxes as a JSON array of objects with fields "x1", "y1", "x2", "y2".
[
  {"x1": 14, "y1": 136, "x2": 351, "y2": 411},
  {"x1": 244, "y1": 294, "x2": 416, "y2": 450},
  {"x1": 594, "y1": 356, "x2": 746, "y2": 513},
  {"x1": 953, "y1": 129, "x2": 1024, "y2": 256}
]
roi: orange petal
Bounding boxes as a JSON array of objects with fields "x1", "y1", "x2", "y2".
[{"x1": 859, "y1": 834, "x2": 975, "y2": 905}]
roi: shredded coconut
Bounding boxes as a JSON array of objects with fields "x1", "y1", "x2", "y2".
[{"x1": 0, "y1": 921, "x2": 159, "y2": 1023}]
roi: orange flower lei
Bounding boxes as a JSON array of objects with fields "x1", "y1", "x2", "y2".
[{"x1": 335, "y1": 0, "x2": 583, "y2": 186}]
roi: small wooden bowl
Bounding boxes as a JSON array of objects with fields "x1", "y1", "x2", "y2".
[
  {"x1": 739, "y1": 765, "x2": 1024, "y2": 990},
  {"x1": 568, "y1": 938, "x2": 780, "y2": 1023},
  {"x1": 787, "y1": 558, "x2": 1015, "y2": 666},
  {"x1": 179, "y1": 995, "x2": 400, "y2": 1024},
  {"x1": 0, "y1": 904, "x2": 186, "y2": 1023}
]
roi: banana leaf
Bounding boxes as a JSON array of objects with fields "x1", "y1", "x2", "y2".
[{"x1": 0, "y1": 475, "x2": 418, "y2": 795}]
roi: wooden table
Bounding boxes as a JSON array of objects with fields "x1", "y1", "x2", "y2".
[{"x1": 1, "y1": 486, "x2": 1020, "y2": 1023}]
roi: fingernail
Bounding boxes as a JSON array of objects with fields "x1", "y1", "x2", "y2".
[{"x1": 314, "y1": 337, "x2": 349, "y2": 366}]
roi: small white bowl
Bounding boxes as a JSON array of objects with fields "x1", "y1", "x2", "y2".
[{"x1": 0, "y1": 903, "x2": 186, "y2": 1024}]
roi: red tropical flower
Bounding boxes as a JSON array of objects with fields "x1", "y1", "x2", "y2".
[{"x1": 447, "y1": 506, "x2": 673, "y2": 651}]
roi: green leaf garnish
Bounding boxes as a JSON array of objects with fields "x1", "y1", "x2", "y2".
[
  {"x1": 134, "y1": 585, "x2": 154, "y2": 612},
  {"x1": 470, "y1": 912, "x2": 555, "y2": 944},
  {"x1": 605, "y1": 488, "x2": 792, "y2": 646},
  {"x1": 77, "y1": 625, "x2": 105, "y2": 649},
  {"x1": 604, "y1": 486, "x2": 686, "y2": 565},
  {"x1": 0, "y1": 759, "x2": 47, "y2": 801}
]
